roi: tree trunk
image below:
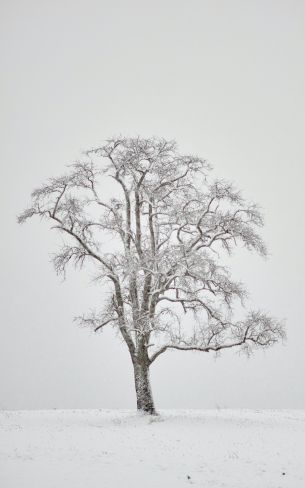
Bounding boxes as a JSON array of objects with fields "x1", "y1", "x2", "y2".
[{"x1": 133, "y1": 360, "x2": 156, "y2": 414}]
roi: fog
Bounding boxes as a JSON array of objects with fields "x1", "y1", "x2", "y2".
[{"x1": 1, "y1": 0, "x2": 304, "y2": 409}]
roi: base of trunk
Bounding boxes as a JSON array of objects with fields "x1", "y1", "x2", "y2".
[{"x1": 133, "y1": 361, "x2": 156, "y2": 415}]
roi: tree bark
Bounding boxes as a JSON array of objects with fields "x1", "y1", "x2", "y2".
[{"x1": 132, "y1": 360, "x2": 156, "y2": 414}]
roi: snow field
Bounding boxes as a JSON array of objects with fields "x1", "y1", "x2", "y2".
[{"x1": 1, "y1": 409, "x2": 304, "y2": 487}]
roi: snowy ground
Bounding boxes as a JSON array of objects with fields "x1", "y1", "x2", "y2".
[{"x1": 1, "y1": 409, "x2": 304, "y2": 488}]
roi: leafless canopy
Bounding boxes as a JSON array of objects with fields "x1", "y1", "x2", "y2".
[{"x1": 19, "y1": 137, "x2": 284, "y2": 412}]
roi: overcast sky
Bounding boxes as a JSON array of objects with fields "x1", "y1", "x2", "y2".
[{"x1": 1, "y1": 0, "x2": 305, "y2": 410}]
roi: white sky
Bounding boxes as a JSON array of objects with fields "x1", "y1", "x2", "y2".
[{"x1": 1, "y1": 0, "x2": 305, "y2": 409}]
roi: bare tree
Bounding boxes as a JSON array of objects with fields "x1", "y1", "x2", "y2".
[{"x1": 18, "y1": 137, "x2": 284, "y2": 414}]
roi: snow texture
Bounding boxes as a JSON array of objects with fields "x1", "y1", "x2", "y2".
[{"x1": 1, "y1": 409, "x2": 304, "y2": 487}]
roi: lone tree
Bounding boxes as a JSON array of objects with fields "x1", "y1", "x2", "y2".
[{"x1": 19, "y1": 137, "x2": 284, "y2": 414}]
